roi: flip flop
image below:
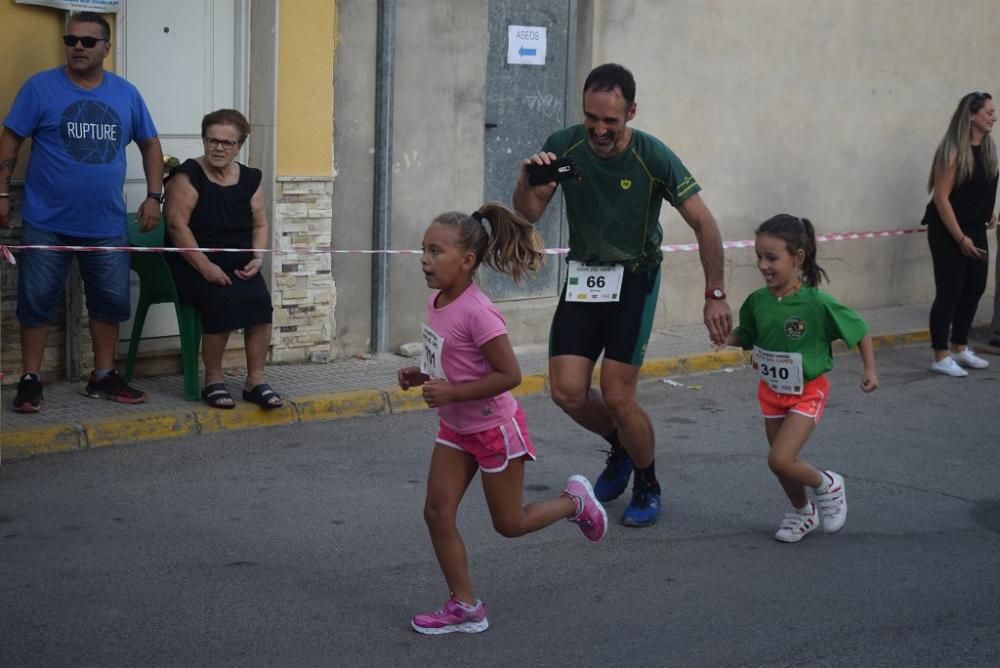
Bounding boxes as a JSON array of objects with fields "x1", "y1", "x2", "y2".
[
  {"x1": 201, "y1": 383, "x2": 235, "y2": 409},
  {"x1": 242, "y1": 383, "x2": 283, "y2": 409}
]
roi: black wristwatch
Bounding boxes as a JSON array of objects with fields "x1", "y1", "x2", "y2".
[{"x1": 147, "y1": 191, "x2": 164, "y2": 204}]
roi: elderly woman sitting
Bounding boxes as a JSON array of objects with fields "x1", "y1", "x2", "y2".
[{"x1": 164, "y1": 109, "x2": 281, "y2": 409}]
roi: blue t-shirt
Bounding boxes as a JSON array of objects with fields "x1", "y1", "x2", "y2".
[{"x1": 3, "y1": 67, "x2": 158, "y2": 237}]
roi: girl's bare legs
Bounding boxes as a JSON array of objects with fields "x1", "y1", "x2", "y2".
[
  {"x1": 424, "y1": 445, "x2": 479, "y2": 605},
  {"x1": 764, "y1": 415, "x2": 824, "y2": 508},
  {"x1": 480, "y1": 457, "x2": 576, "y2": 538}
]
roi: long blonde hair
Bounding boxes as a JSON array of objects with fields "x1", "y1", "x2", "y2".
[
  {"x1": 927, "y1": 92, "x2": 998, "y2": 192},
  {"x1": 432, "y1": 202, "x2": 544, "y2": 283}
]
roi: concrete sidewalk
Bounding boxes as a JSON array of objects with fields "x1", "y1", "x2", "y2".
[{"x1": 0, "y1": 302, "x2": 964, "y2": 461}]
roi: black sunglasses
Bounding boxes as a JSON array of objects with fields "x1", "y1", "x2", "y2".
[{"x1": 62, "y1": 35, "x2": 108, "y2": 48}]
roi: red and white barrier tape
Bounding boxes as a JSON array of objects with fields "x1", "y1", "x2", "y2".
[{"x1": 0, "y1": 226, "x2": 926, "y2": 267}]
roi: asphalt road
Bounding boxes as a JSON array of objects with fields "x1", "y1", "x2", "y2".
[{"x1": 1, "y1": 345, "x2": 998, "y2": 667}]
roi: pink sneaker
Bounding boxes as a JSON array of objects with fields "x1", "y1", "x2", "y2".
[
  {"x1": 411, "y1": 596, "x2": 489, "y2": 635},
  {"x1": 563, "y1": 474, "x2": 608, "y2": 542}
]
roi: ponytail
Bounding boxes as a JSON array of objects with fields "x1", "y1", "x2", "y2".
[
  {"x1": 431, "y1": 202, "x2": 544, "y2": 283},
  {"x1": 797, "y1": 217, "x2": 828, "y2": 287},
  {"x1": 475, "y1": 202, "x2": 544, "y2": 283}
]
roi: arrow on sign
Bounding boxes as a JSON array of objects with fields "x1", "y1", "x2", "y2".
[{"x1": 518, "y1": 46, "x2": 537, "y2": 57}]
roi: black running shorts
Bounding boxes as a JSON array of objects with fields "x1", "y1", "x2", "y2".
[{"x1": 548, "y1": 266, "x2": 661, "y2": 366}]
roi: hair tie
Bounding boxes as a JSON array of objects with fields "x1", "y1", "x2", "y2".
[{"x1": 471, "y1": 211, "x2": 485, "y2": 224}]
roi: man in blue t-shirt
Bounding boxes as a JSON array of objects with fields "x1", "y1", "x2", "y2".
[{"x1": 0, "y1": 12, "x2": 164, "y2": 413}]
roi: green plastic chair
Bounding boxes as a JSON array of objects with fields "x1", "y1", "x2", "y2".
[{"x1": 123, "y1": 214, "x2": 202, "y2": 401}]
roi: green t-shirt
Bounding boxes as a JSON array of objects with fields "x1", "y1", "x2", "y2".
[
  {"x1": 542, "y1": 125, "x2": 701, "y2": 272},
  {"x1": 733, "y1": 286, "x2": 869, "y2": 381}
]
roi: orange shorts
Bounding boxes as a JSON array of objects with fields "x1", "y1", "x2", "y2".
[{"x1": 757, "y1": 375, "x2": 830, "y2": 423}]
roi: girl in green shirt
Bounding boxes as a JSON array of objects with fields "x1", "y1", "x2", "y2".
[{"x1": 723, "y1": 214, "x2": 878, "y2": 543}]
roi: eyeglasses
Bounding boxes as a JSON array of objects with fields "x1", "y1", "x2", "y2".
[
  {"x1": 62, "y1": 35, "x2": 108, "y2": 48},
  {"x1": 204, "y1": 137, "x2": 239, "y2": 150}
]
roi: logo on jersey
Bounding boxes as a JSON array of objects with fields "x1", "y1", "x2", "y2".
[
  {"x1": 784, "y1": 316, "x2": 806, "y2": 339},
  {"x1": 620, "y1": 179, "x2": 632, "y2": 191},
  {"x1": 60, "y1": 100, "x2": 122, "y2": 164}
]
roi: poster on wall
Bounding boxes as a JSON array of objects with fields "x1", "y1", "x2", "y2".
[
  {"x1": 15, "y1": 0, "x2": 121, "y2": 12},
  {"x1": 507, "y1": 25, "x2": 547, "y2": 66}
]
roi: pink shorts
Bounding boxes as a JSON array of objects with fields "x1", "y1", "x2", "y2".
[
  {"x1": 757, "y1": 375, "x2": 830, "y2": 423},
  {"x1": 435, "y1": 406, "x2": 537, "y2": 473}
]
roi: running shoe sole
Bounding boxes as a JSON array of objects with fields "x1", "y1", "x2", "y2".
[
  {"x1": 411, "y1": 619, "x2": 489, "y2": 635},
  {"x1": 81, "y1": 389, "x2": 147, "y2": 404}
]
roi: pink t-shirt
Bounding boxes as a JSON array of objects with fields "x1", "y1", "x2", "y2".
[{"x1": 424, "y1": 283, "x2": 519, "y2": 434}]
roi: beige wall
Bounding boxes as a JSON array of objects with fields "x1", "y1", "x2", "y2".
[
  {"x1": 337, "y1": 0, "x2": 1000, "y2": 354},
  {"x1": 276, "y1": 0, "x2": 335, "y2": 177},
  {"x1": 270, "y1": 0, "x2": 338, "y2": 362},
  {"x1": 330, "y1": 0, "x2": 377, "y2": 356},
  {"x1": 386, "y1": 0, "x2": 489, "y2": 347},
  {"x1": 588, "y1": 0, "x2": 999, "y2": 326}
]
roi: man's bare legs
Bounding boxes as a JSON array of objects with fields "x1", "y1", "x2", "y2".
[{"x1": 549, "y1": 354, "x2": 661, "y2": 525}]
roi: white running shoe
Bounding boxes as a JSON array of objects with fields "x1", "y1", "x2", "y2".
[
  {"x1": 773, "y1": 503, "x2": 820, "y2": 543},
  {"x1": 816, "y1": 471, "x2": 847, "y2": 534},
  {"x1": 929, "y1": 357, "x2": 968, "y2": 377},
  {"x1": 954, "y1": 349, "x2": 989, "y2": 369}
]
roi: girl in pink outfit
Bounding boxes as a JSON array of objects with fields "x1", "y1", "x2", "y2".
[{"x1": 399, "y1": 203, "x2": 607, "y2": 635}]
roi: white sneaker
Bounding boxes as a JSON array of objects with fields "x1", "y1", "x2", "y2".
[
  {"x1": 954, "y1": 349, "x2": 989, "y2": 369},
  {"x1": 816, "y1": 471, "x2": 847, "y2": 534},
  {"x1": 773, "y1": 503, "x2": 820, "y2": 543},
  {"x1": 929, "y1": 357, "x2": 968, "y2": 377}
]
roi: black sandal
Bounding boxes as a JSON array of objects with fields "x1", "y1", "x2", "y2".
[
  {"x1": 201, "y1": 383, "x2": 235, "y2": 409},
  {"x1": 242, "y1": 383, "x2": 283, "y2": 409}
]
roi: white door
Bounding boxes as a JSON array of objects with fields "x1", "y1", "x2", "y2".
[{"x1": 118, "y1": 0, "x2": 249, "y2": 341}]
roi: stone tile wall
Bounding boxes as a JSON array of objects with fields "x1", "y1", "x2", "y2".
[{"x1": 269, "y1": 177, "x2": 336, "y2": 363}]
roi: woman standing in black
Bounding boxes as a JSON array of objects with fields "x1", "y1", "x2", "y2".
[
  {"x1": 164, "y1": 109, "x2": 281, "y2": 409},
  {"x1": 923, "y1": 92, "x2": 999, "y2": 377}
]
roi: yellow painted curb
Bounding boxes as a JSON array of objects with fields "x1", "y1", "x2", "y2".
[
  {"x1": 0, "y1": 329, "x2": 936, "y2": 460},
  {"x1": 2, "y1": 424, "x2": 84, "y2": 460},
  {"x1": 196, "y1": 403, "x2": 298, "y2": 433},
  {"x1": 639, "y1": 356, "x2": 686, "y2": 379},
  {"x1": 511, "y1": 374, "x2": 547, "y2": 397},
  {"x1": 683, "y1": 350, "x2": 747, "y2": 373},
  {"x1": 385, "y1": 387, "x2": 430, "y2": 414},
  {"x1": 83, "y1": 411, "x2": 198, "y2": 449},
  {"x1": 871, "y1": 330, "x2": 929, "y2": 349},
  {"x1": 293, "y1": 389, "x2": 387, "y2": 422}
]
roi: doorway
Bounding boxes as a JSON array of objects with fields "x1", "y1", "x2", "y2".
[{"x1": 117, "y1": 0, "x2": 250, "y2": 341}]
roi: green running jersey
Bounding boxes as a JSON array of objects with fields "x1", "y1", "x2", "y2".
[
  {"x1": 733, "y1": 286, "x2": 869, "y2": 381},
  {"x1": 542, "y1": 125, "x2": 701, "y2": 272}
]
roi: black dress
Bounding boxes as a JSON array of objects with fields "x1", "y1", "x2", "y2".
[{"x1": 166, "y1": 159, "x2": 273, "y2": 334}]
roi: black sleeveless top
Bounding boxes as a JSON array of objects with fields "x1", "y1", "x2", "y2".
[
  {"x1": 923, "y1": 145, "x2": 999, "y2": 232},
  {"x1": 164, "y1": 158, "x2": 272, "y2": 334},
  {"x1": 166, "y1": 158, "x2": 263, "y2": 258}
]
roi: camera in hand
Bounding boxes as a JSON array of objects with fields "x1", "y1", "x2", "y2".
[{"x1": 527, "y1": 157, "x2": 581, "y2": 186}]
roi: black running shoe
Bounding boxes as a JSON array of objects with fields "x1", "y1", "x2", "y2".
[
  {"x1": 12, "y1": 373, "x2": 43, "y2": 413},
  {"x1": 84, "y1": 369, "x2": 147, "y2": 404}
]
